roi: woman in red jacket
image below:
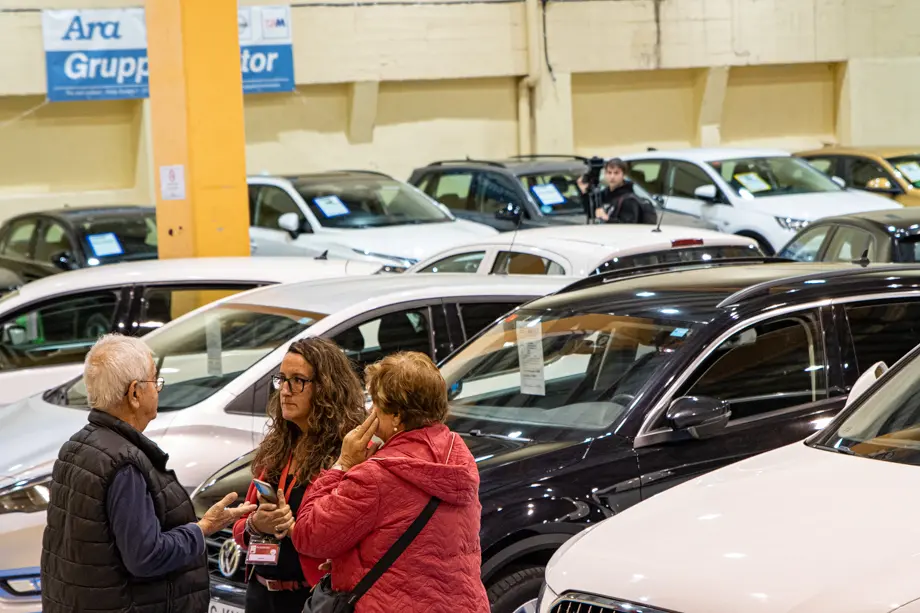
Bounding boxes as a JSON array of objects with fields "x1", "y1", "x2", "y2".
[
  {"x1": 232, "y1": 337, "x2": 365, "y2": 613},
  {"x1": 292, "y1": 351, "x2": 490, "y2": 613}
]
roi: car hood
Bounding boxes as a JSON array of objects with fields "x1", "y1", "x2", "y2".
[
  {"x1": 321, "y1": 219, "x2": 497, "y2": 262},
  {"x1": 0, "y1": 394, "x2": 174, "y2": 489},
  {"x1": 548, "y1": 441, "x2": 920, "y2": 613},
  {"x1": 743, "y1": 189, "x2": 897, "y2": 220}
]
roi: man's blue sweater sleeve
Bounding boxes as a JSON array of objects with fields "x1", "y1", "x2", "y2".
[{"x1": 106, "y1": 464, "x2": 205, "y2": 578}]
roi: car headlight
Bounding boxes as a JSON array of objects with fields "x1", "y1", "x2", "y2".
[
  {"x1": 350, "y1": 249, "x2": 417, "y2": 268},
  {"x1": 0, "y1": 475, "x2": 52, "y2": 514},
  {"x1": 775, "y1": 217, "x2": 810, "y2": 231}
]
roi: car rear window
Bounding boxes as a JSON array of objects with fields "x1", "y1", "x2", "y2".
[{"x1": 592, "y1": 244, "x2": 762, "y2": 275}]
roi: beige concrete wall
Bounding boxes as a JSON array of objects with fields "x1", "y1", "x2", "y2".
[{"x1": 0, "y1": 0, "x2": 919, "y2": 219}]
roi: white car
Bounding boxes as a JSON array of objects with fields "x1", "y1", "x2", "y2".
[
  {"x1": 0, "y1": 274, "x2": 565, "y2": 612},
  {"x1": 619, "y1": 148, "x2": 897, "y2": 254},
  {"x1": 405, "y1": 224, "x2": 762, "y2": 277},
  {"x1": 247, "y1": 171, "x2": 498, "y2": 270},
  {"x1": 538, "y1": 346, "x2": 920, "y2": 613},
  {"x1": 0, "y1": 256, "x2": 381, "y2": 409}
]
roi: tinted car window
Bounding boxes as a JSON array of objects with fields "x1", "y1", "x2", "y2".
[
  {"x1": 895, "y1": 236, "x2": 920, "y2": 262},
  {"x1": 79, "y1": 214, "x2": 158, "y2": 264},
  {"x1": 428, "y1": 172, "x2": 474, "y2": 211},
  {"x1": 492, "y1": 251, "x2": 565, "y2": 275},
  {"x1": 475, "y1": 174, "x2": 520, "y2": 215},
  {"x1": 456, "y1": 302, "x2": 521, "y2": 340},
  {"x1": 779, "y1": 225, "x2": 832, "y2": 262},
  {"x1": 850, "y1": 158, "x2": 894, "y2": 191},
  {"x1": 135, "y1": 285, "x2": 257, "y2": 336},
  {"x1": 683, "y1": 313, "x2": 827, "y2": 420},
  {"x1": 626, "y1": 160, "x2": 666, "y2": 195},
  {"x1": 34, "y1": 221, "x2": 75, "y2": 265},
  {"x1": 824, "y1": 226, "x2": 875, "y2": 262},
  {"x1": 844, "y1": 301, "x2": 920, "y2": 373},
  {"x1": 0, "y1": 290, "x2": 122, "y2": 370},
  {"x1": 418, "y1": 251, "x2": 486, "y2": 274},
  {"x1": 332, "y1": 308, "x2": 432, "y2": 371},
  {"x1": 253, "y1": 185, "x2": 304, "y2": 230},
  {"x1": 517, "y1": 172, "x2": 584, "y2": 216},
  {"x1": 668, "y1": 161, "x2": 714, "y2": 199},
  {"x1": 2, "y1": 219, "x2": 36, "y2": 259}
]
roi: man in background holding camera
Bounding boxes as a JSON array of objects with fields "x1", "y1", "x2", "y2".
[{"x1": 577, "y1": 157, "x2": 653, "y2": 224}]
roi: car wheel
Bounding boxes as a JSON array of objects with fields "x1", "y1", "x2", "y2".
[
  {"x1": 736, "y1": 231, "x2": 775, "y2": 256},
  {"x1": 487, "y1": 566, "x2": 545, "y2": 613}
]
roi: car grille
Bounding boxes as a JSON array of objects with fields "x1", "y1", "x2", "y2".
[
  {"x1": 551, "y1": 593, "x2": 675, "y2": 613},
  {"x1": 206, "y1": 528, "x2": 247, "y2": 585}
]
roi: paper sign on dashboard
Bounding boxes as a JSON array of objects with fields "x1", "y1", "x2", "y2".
[
  {"x1": 896, "y1": 161, "x2": 920, "y2": 184},
  {"x1": 734, "y1": 172, "x2": 771, "y2": 193},
  {"x1": 532, "y1": 184, "x2": 566, "y2": 206},
  {"x1": 314, "y1": 195, "x2": 349, "y2": 217},
  {"x1": 516, "y1": 319, "x2": 545, "y2": 396},
  {"x1": 87, "y1": 232, "x2": 123, "y2": 257}
]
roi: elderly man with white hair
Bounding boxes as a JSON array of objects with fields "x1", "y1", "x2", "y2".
[{"x1": 40, "y1": 333, "x2": 255, "y2": 613}]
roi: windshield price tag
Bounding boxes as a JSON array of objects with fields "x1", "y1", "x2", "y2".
[
  {"x1": 516, "y1": 319, "x2": 546, "y2": 396},
  {"x1": 896, "y1": 162, "x2": 920, "y2": 183},
  {"x1": 87, "y1": 232, "x2": 124, "y2": 257},
  {"x1": 532, "y1": 184, "x2": 566, "y2": 206},
  {"x1": 734, "y1": 172, "x2": 771, "y2": 193},
  {"x1": 313, "y1": 195, "x2": 349, "y2": 218}
]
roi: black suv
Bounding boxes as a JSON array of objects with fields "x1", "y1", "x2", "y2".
[
  {"x1": 195, "y1": 260, "x2": 920, "y2": 613},
  {"x1": 408, "y1": 155, "x2": 717, "y2": 232}
]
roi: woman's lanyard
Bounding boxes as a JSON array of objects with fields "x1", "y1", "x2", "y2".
[{"x1": 277, "y1": 455, "x2": 297, "y2": 502}]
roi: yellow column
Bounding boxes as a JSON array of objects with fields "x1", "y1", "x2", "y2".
[{"x1": 145, "y1": 0, "x2": 250, "y2": 259}]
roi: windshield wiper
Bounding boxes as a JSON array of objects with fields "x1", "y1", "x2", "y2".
[{"x1": 467, "y1": 429, "x2": 533, "y2": 442}]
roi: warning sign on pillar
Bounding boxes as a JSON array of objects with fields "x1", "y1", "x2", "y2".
[{"x1": 159, "y1": 165, "x2": 186, "y2": 201}]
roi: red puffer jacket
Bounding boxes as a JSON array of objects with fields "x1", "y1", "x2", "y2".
[{"x1": 292, "y1": 424, "x2": 489, "y2": 613}]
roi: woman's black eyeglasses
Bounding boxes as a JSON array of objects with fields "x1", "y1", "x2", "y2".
[{"x1": 272, "y1": 374, "x2": 313, "y2": 393}]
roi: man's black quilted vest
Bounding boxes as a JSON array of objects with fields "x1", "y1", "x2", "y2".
[{"x1": 40, "y1": 409, "x2": 210, "y2": 613}]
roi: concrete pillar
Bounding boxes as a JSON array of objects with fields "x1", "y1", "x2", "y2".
[
  {"x1": 347, "y1": 81, "x2": 380, "y2": 144},
  {"x1": 533, "y1": 72, "x2": 574, "y2": 153},
  {"x1": 695, "y1": 66, "x2": 730, "y2": 147}
]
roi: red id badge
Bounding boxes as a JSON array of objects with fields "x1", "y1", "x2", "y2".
[{"x1": 247, "y1": 542, "x2": 281, "y2": 565}]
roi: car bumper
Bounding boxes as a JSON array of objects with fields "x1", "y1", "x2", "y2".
[
  {"x1": 0, "y1": 512, "x2": 44, "y2": 612},
  {"x1": 210, "y1": 575, "x2": 246, "y2": 613}
]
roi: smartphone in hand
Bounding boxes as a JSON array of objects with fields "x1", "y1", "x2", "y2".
[{"x1": 252, "y1": 479, "x2": 278, "y2": 503}]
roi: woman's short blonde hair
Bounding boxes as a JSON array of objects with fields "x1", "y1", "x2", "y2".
[{"x1": 365, "y1": 351, "x2": 448, "y2": 430}]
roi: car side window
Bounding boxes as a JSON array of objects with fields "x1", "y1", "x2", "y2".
[
  {"x1": 253, "y1": 186, "x2": 305, "y2": 230},
  {"x1": 247, "y1": 185, "x2": 261, "y2": 224},
  {"x1": 418, "y1": 251, "x2": 486, "y2": 274},
  {"x1": 492, "y1": 251, "x2": 565, "y2": 275},
  {"x1": 681, "y1": 312, "x2": 827, "y2": 421},
  {"x1": 34, "y1": 221, "x2": 76, "y2": 266},
  {"x1": 2, "y1": 219, "x2": 37, "y2": 259},
  {"x1": 824, "y1": 226, "x2": 875, "y2": 262},
  {"x1": 475, "y1": 173, "x2": 520, "y2": 215},
  {"x1": 779, "y1": 225, "x2": 832, "y2": 262},
  {"x1": 429, "y1": 172, "x2": 474, "y2": 212},
  {"x1": 331, "y1": 307, "x2": 433, "y2": 372},
  {"x1": 626, "y1": 160, "x2": 666, "y2": 195},
  {"x1": 667, "y1": 161, "x2": 715, "y2": 199},
  {"x1": 0, "y1": 290, "x2": 123, "y2": 370},
  {"x1": 133, "y1": 285, "x2": 258, "y2": 336},
  {"x1": 850, "y1": 158, "x2": 897, "y2": 192},
  {"x1": 456, "y1": 302, "x2": 521, "y2": 340},
  {"x1": 843, "y1": 301, "x2": 920, "y2": 375}
]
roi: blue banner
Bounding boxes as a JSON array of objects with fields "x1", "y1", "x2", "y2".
[{"x1": 42, "y1": 6, "x2": 295, "y2": 103}]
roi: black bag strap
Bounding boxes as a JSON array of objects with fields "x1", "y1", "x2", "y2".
[{"x1": 348, "y1": 497, "x2": 441, "y2": 603}]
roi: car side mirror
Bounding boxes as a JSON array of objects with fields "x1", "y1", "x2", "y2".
[
  {"x1": 2, "y1": 322, "x2": 27, "y2": 345},
  {"x1": 666, "y1": 396, "x2": 731, "y2": 440},
  {"x1": 277, "y1": 212, "x2": 305, "y2": 238},
  {"x1": 831, "y1": 176, "x2": 847, "y2": 189},
  {"x1": 845, "y1": 361, "x2": 888, "y2": 408},
  {"x1": 693, "y1": 185, "x2": 718, "y2": 203},
  {"x1": 51, "y1": 251, "x2": 78, "y2": 271},
  {"x1": 864, "y1": 177, "x2": 896, "y2": 193},
  {"x1": 495, "y1": 203, "x2": 522, "y2": 224}
]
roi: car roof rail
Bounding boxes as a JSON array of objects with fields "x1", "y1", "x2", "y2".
[
  {"x1": 715, "y1": 263, "x2": 920, "y2": 309},
  {"x1": 557, "y1": 256, "x2": 793, "y2": 295},
  {"x1": 507, "y1": 154, "x2": 589, "y2": 163},
  {"x1": 428, "y1": 158, "x2": 507, "y2": 169}
]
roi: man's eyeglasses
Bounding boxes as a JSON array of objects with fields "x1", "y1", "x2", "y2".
[
  {"x1": 271, "y1": 374, "x2": 313, "y2": 394},
  {"x1": 125, "y1": 377, "x2": 165, "y2": 396}
]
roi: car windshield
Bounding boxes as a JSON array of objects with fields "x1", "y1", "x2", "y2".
[
  {"x1": 517, "y1": 171, "x2": 585, "y2": 216},
  {"x1": 47, "y1": 304, "x2": 325, "y2": 411},
  {"x1": 293, "y1": 176, "x2": 452, "y2": 229},
  {"x1": 811, "y1": 348, "x2": 920, "y2": 467},
  {"x1": 887, "y1": 155, "x2": 920, "y2": 189},
  {"x1": 708, "y1": 156, "x2": 843, "y2": 198},
  {"x1": 80, "y1": 213, "x2": 158, "y2": 264},
  {"x1": 442, "y1": 308, "x2": 697, "y2": 442}
]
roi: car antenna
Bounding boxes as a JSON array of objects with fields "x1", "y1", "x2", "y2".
[
  {"x1": 315, "y1": 250, "x2": 328, "y2": 260},
  {"x1": 852, "y1": 249, "x2": 871, "y2": 268},
  {"x1": 650, "y1": 172, "x2": 673, "y2": 234}
]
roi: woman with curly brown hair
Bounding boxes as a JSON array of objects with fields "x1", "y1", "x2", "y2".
[{"x1": 231, "y1": 337, "x2": 366, "y2": 613}]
